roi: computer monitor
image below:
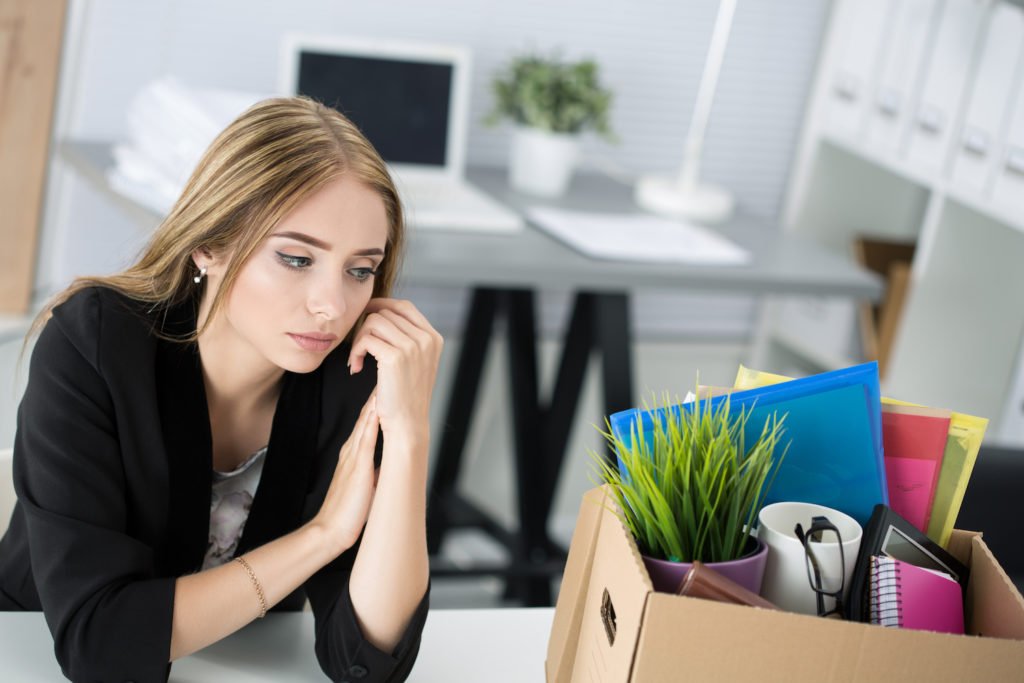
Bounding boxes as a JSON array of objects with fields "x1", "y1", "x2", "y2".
[{"x1": 279, "y1": 35, "x2": 471, "y2": 179}]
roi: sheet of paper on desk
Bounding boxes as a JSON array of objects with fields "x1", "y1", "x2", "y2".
[{"x1": 526, "y1": 207, "x2": 751, "y2": 265}]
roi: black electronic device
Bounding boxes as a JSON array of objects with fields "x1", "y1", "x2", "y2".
[{"x1": 848, "y1": 503, "x2": 969, "y2": 622}]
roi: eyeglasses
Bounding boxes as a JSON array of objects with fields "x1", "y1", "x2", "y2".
[{"x1": 794, "y1": 515, "x2": 846, "y2": 619}]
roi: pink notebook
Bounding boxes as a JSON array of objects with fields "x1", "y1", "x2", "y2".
[{"x1": 869, "y1": 556, "x2": 964, "y2": 634}]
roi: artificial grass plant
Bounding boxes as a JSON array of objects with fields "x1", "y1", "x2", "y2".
[{"x1": 592, "y1": 390, "x2": 788, "y2": 564}]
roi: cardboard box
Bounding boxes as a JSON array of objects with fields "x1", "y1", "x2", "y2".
[{"x1": 547, "y1": 486, "x2": 1024, "y2": 682}]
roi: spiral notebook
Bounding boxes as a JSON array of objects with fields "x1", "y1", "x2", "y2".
[{"x1": 869, "y1": 556, "x2": 964, "y2": 634}]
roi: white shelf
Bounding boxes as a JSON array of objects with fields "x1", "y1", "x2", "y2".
[
  {"x1": 761, "y1": 0, "x2": 1024, "y2": 444},
  {"x1": 944, "y1": 185, "x2": 1024, "y2": 237},
  {"x1": 821, "y1": 133, "x2": 935, "y2": 192},
  {"x1": 821, "y1": 134, "x2": 1024, "y2": 238}
]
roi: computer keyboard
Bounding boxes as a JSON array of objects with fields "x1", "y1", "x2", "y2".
[{"x1": 400, "y1": 179, "x2": 524, "y2": 233}]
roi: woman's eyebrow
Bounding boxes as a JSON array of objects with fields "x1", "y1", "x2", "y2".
[
  {"x1": 271, "y1": 231, "x2": 384, "y2": 257},
  {"x1": 272, "y1": 231, "x2": 332, "y2": 250}
]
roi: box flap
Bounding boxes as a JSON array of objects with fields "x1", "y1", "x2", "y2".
[
  {"x1": 547, "y1": 486, "x2": 610, "y2": 682},
  {"x1": 946, "y1": 529, "x2": 979, "y2": 566},
  {"x1": 568, "y1": 489, "x2": 654, "y2": 683},
  {"x1": 967, "y1": 535, "x2": 1024, "y2": 640}
]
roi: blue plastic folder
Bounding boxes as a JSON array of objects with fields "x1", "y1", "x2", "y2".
[{"x1": 610, "y1": 362, "x2": 888, "y2": 527}]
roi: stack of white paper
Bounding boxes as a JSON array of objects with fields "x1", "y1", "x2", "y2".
[
  {"x1": 526, "y1": 206, "x2": 751, "y2": 266},
  {"x1": 108, "y1": 77, "x2": 270, "y2": 215}
]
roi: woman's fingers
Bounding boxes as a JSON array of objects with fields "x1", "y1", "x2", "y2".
[
  {"x1": 342, "y1": 392, "x2": 377, "y2": 460},
  {"x1": 359, "y1": 404, "x2": 380, "y2": 464},
  {"x1": 349, "y1": 313, "x2": 439, "y2": 374},
  {"x1": 348, "y1": 333, "x2": 400, "y2": 374},
  {"x1": 344, "y1": 404, "x2": 368, "y2": 458},
  {"x1": 348, "y1": 299, "x2": 443, "y2": 374},
  {"x1": 364, "y1": 298, "x2": 435, "y2": 333},
  {"x1": 371, "y1": 308, "x2": 438, "y2": 352},
  {"x1": 362, "y1": 312, "x2": 416, "y2": 350}
]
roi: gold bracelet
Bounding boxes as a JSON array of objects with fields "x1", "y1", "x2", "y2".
[{"x1": 235, "y1": 556, "x2": 267, "y2": 619}]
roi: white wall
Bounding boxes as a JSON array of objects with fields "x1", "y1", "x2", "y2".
[
  {"x1": 16, "y1": 0, "x2": 831, "y2": 565},
  {"x1": 39, "y1": 0, "x2": 830, "y2": 312}
]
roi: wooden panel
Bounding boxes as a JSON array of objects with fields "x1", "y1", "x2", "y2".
[{"x1": 0, "y1": 0, "x2": 66, "y2": 313}]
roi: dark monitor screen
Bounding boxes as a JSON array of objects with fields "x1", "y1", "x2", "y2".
[{"x1": 297, "y1": 51, "x2": 452, "y2": 167}]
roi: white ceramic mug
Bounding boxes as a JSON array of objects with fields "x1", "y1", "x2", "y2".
[{"x1": 756, "y1": 502, "x2": 862, "y2": 616}]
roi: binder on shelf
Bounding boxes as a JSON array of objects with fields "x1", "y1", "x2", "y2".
[
  {"x1": 823, "y1": 0, "x2": 891, "y2": 140},
  {"x1": 951, "y1": 3, "x2": 1024, "y2": 193},
  {"x1": 905, "y1": 0, "x2": 989, "y2": 174},
  {"x1": 869, "y1": 555, "x2": 964, "y2": 634},
  {"x1": 865, "y1": 0, "x2": 940, "y2": 155},
  {"x1": 992, "y1": 62, "x2": 1024, "y2": 217}
]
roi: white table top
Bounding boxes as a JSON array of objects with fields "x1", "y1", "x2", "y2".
[
  {"x1": 0, "y1": 607, "x2": 555, "y2": 682},
  {"x1": 62, "y1": 141, "x2": 882, "y2": 300}
]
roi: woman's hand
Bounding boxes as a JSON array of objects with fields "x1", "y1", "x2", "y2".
[
  {"x1": 308, "y1": 394, "x2": 380, "y2": 555},
  {"x1": 348, "y1": 299, "x2": 443, "y2": 441}
]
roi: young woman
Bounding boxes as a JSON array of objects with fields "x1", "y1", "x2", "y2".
[{"x1": 0, "y1": 97, "x2": 441, "y2": 682}]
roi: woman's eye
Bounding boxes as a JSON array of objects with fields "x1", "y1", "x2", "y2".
[
  {"x1": 348, "y1": 267, "x2": 377, "y2": 282},
  {"x1": 276, "y1": 252, "x2": 312, "y2": 270}
]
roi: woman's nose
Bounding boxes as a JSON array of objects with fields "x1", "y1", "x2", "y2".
[{"x1": 307, "y1": 275, "x2": 346, "y2": 321}]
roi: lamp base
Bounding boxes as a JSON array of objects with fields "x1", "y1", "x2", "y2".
[{"x1": 634, "y1": 174, "x2": 735, "y2": 224}]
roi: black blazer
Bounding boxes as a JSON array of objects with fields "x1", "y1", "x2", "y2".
[{"x1": 0, "y1": 287, "x2": 428, "y2": 682}]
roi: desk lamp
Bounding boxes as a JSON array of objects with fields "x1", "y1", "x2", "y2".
[{"x1": 635, "y1": 0, "x2": 738, "y2": 224}]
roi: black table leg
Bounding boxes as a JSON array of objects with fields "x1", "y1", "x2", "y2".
[
  {"x1": 426, "y1": 288, "x2": 499, "y2": 555},
  {"x1": 594, "y1": 293, "x2": 634, "y2": 436},
  {"x1": 504, "y1": 289, "x2": 553, "y2": 606},
  {"x1": 427, "y1": 288, "x2": 634, "y2": 608},
  {"x1": 539, "y1": 293, "x2": 596, "y2": 511}
]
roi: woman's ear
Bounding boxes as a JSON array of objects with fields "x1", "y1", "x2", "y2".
[{"x1": 191, "y1": 247, "x2": 214, "y2": 271}]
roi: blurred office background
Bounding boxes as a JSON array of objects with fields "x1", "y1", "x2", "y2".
[{"x1": 3, "y1": 0, "x2": 1022, "y2": 605}]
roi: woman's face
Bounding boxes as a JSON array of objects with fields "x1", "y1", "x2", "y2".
[{"x1": 208, "y1": 174, "x2": 389, "y2": 375}]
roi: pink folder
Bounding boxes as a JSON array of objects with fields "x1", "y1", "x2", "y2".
[{"x1": 882, "y1": 408, "x2": 951, "y2": 532}]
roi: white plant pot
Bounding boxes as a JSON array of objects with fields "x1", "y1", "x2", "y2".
[{"x1": 508, "y1": 126, "x2": 580, "y2": 198}]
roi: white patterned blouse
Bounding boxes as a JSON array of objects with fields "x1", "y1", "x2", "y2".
[{"x1": 201, "y1": 446, "x2": 267, "y2": 571}]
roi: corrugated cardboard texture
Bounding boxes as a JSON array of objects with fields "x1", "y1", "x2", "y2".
[
  {"x1": 945, "y1": 529, "x2": 977, "y2": 566},
  {"x1": 967, "y1": 535, "x2": 1024, "y2": 640},
  {"x1": 569, "y1": 490, "x2": 652, "y2": 683},
  {"x1": 547, "y1": 487, "x2": 609, "y2": 682},
  {"x1": 635, "y1": 593, "x2": 1024, "y2": 682},
  {"x1": 548, "y1": 487, "x2": 1024, "y2": 682}
]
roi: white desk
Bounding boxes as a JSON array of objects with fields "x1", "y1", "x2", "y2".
[{"x1": 0, "y1": 607, "x2": 554, "y2": 681}]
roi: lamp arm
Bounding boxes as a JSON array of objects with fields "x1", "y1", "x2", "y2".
[{"x1": 678, "y1": 0, "x2": 738, "y2": 192}]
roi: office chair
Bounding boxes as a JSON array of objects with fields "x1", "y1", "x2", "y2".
[
  {"x1": 0, "y1": 448, "x2": 13, "y2": 537},
  {"x1": 956, "y1": 443, "x2": 1024, "y2": 593}
]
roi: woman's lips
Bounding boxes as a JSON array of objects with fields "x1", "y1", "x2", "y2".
[{"x1": 287, "y1": 332, "x2": 336, "y2": 352}]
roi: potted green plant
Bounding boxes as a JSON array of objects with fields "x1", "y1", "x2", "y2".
[
  {"x1": 592, "y1": 390, "x2": 788, "y2": 594},
  {"x1": 486, "y1": 53, "x2": 614, "y2": 197}
]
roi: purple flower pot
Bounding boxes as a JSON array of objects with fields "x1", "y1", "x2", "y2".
[{"x1": 641, "y1": 538, "x2": 769, "y2": 595}]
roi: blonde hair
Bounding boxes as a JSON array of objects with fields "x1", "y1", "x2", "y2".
[{"x1": 28, "y1": 96, "x2": 405, "y2": 344}]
